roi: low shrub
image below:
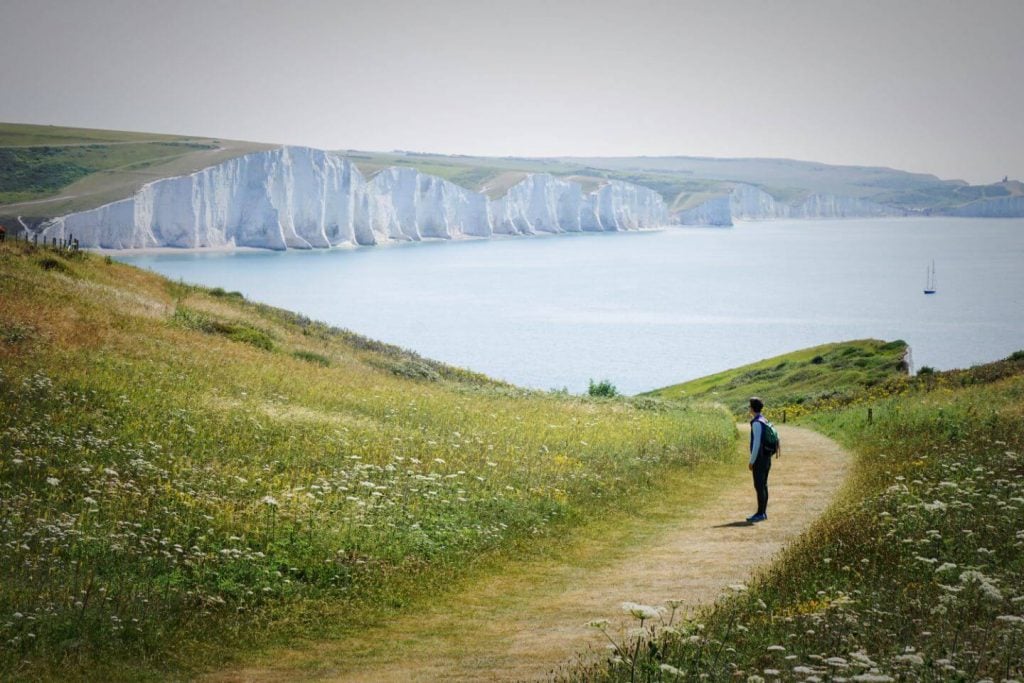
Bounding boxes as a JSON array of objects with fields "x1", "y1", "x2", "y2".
[
  {"x1": 209, "y1": 287, "x2": 244, "y2": 299},
  {"x1": 35, "y1": 256, "x2": 68, "y2": 272},
  {"x1": 588, "y1": 379, "x2": 619, "y2": 398},
  {"x1": 225, "y1": 325, "x2": 274, "y2": 351},
  {"x1": 292, "y1": 349, "x2": 331, "y2": 366},
  {"x1": 172, "y1": 306, "x2": 275, "y2": 351}
]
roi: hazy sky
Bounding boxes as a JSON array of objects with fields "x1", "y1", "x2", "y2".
[{"x1": 1, "y1": 0, "x2": 1021, "y2": 184}]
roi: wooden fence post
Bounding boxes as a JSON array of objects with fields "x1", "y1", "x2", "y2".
[
  {"x1": 782, "y1": 410, "x2": 787, "y2": 424},
  {"x1": 868, "y1": 408, "x2": 873, "y2": 423}
]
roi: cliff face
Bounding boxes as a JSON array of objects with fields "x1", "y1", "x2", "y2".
[
  {"x1": 942, "y1": 196, "x2": 1024, "y2": 218},
  {"x1": 678, "y1": 183, "x2": 906, "y2": 226},
  {"x1": 679, "y1": 196, "x2": 732, "y2": 226},
  {"x1": 39, "y1": 147, "x2": 670, "y2": 250}
]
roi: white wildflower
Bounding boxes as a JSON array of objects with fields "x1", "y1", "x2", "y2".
[
  {"x1": 849, "y1": 651, "x2": 877, "y2": 667},
  {"x1": 46, "y1": 477, "x2": 60, "y2": 486},
  {"x1": 621, "y1": 601, "x2": 662, "y2": 620},
  {"x1": 960, "y1": 570, "x2": 1003, "y2": 601},
  {"x1": 260, "y1": 495, "x2": 279, "y2": 507}
]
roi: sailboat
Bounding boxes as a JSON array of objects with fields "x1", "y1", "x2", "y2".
[{"x1": 924, "y1": 260, "x2": 937, "y2": 294}]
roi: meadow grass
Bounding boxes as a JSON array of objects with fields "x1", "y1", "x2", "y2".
[
  {"x1": 0, "y1": 123, "x2": 273, "y2": 217},
  {"x1": 644, "y1": 339, "x2": 910, "y2": 416},
  {"x1": 0, "y1": 122, "x2": 199, "y2": 147},
  {"x1": 0, "y1": 142, "x2": 221, "y2": 205},
  {"x1": 570, "y1": 354, "x2": 1024, "y2": 682},
  {"x1": 0, "y1": 241, "x2": 735, "y2": 680}
]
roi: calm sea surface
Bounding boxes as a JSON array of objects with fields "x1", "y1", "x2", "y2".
[{"x1": 117, "y1": 218, "x2": 1024, "y2": 394}]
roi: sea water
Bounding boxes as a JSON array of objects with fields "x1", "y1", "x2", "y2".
[{"x1": 118, "y1": 217, "x2": 1024, "y2": 394}]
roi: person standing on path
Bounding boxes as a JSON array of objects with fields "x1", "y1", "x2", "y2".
[{"x1": 747, "y1": 397, "x2": 771, "y2": 523}]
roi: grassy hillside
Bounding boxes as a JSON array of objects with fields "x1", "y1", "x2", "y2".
[
  {"x1": 556, "y1": 155, "x2": 964, "y2": 202},
  {"x1": 571, "y1": 352, "x2": 1024, "y2": 682},
  {"x1": 0, "y1": 240, "x2": 735, "y2": 680},
  {"x1": 0, "y1": 122, "x2": 273, "y2": 220},
  {"x1": 644, "y1": 339, "x2": 910, "y2": 416},
  {"x1": 3, "y1": 122, "x2": 1013, "y2": 226},
  {"x1": 345, "y1": 150, "x2": 733, "y2": 206}
]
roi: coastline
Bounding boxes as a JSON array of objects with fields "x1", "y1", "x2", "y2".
[{"x1": 96, "y1": 225, "x2": 675, "y2": 256}]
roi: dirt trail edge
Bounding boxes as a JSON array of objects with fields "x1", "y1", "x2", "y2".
[{"x1": 211, "y1": 425, "x2": 850, "y2": 682}]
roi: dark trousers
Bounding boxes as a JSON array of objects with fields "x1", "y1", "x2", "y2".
[{"x1": 752, "y1": 454, "x2": 771, "y2": 515}]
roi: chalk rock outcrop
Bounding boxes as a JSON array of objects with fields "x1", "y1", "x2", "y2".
[
  {"x1": 678, "y1": 183, "x2": 905, "y2": 226},
  {"x1": 941, "y1": 196, "x2": 1024, "y2": 218},
  {"x1": 39, "y1": 147, "x2": 670, "y2": 250},
  {"x1": 679, "y1": 196, "x2": 732, "y2": 226}
]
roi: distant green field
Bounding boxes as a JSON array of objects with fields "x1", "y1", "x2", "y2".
[
  {"x1": 0, "y1": 122, "x2": 201, "y2": 147},
  {"x1": 644, "y1": 339, "x2": 910, "y2": 416},
  {"x1": 0, "y1": 123, "x2": 274, "y2": 218},
  {"x1": 346, "y1": 150, "x2": 605, "y2": 197},
  {"x1": 0, "y1": 141, "x2": 218, "y2": 205}
]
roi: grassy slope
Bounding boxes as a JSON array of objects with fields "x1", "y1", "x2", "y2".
[
  {"x1": 3, "y1": 122, "x2": 1007, "y2": 225},
  {"x1": 554, "y1": 156, "x2": 965, "y2": 206},
  {"x1": 0, "y1": 241, "x2": 734, "y2": 680},
  {"x1": 346, "y1": 151, "x2": 760, "y2": 207},
  {"x1": 644, "y1": 339, "x2": 910, "y2": 416},
  {"x1": 571, "y1": 353, "x2": 1024, "y2": 682},
  {"x1": 0, "y1": 123, "x2": 274, "y2": 218}
]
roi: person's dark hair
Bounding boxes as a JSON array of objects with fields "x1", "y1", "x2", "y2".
[{"x1": 749, "y1": 397, "x2": 764, "y2": 413}]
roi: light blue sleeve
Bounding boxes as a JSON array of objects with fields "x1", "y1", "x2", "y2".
[{"x1": 750, "y1": 421, "x2": 762, "y2": 465}]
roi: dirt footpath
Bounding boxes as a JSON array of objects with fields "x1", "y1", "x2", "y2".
[{"x1": 211, "y1": 425, "x2": 851, "y2": 682}]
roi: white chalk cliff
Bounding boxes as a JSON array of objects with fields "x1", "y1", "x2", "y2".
[
  {"x1": 941, "y1": 195, "x2": 1024, "y2": 218},
  {"x1": 38, "y1": 147, "x2": 670, "y2": 250},
  {"x1": 679, "y1": 183, "x2": 905, "y2": 226}
]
